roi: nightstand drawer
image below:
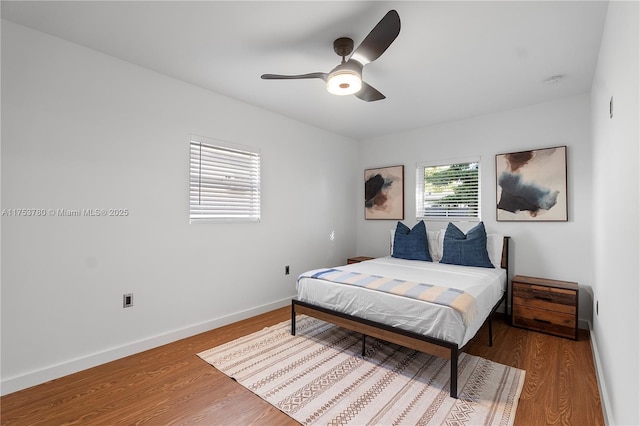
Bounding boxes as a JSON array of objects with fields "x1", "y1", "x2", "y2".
[
  {"x1": 511, "y1": 275, "x2": 578, "y2": 340},
  {"x1": 513, "y1": 305, "x2": 577, "y2": 339},
  {"x1": 513, "y1": 283, "x2": 576, "y2": 314}
]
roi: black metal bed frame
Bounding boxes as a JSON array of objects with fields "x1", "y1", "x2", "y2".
[{"x1": 290, "y1": 236, "x2": 510, "y2": 399}]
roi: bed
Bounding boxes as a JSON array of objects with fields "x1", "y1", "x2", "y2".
[{"x1": 291, "y1": 222, "x2": 509, "y2": 398}]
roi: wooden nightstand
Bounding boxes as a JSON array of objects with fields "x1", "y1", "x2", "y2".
[
  {"x1": 347, "y1": 256, "x2": 374, "y2": 264},
  {"x1": 511, "y1": 275, "x2": 578, "y2": 340}
]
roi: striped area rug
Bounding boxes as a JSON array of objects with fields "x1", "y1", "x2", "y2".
[{"x1": 198, "y1": 315, "x2": 525, "y2": 425}]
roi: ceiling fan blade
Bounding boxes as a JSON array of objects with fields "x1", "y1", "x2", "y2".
[
  {"x1": 350, "y1": 10, "x2": 400, "y2": 66},
  {"x1": 261, "y1": 72, "x2": 327, "y2": 81},
  {"x1": 355, "y1": 82, "x2": 385, "y2": 102}
]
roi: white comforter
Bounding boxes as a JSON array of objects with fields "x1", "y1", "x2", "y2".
[{"x1": 296, "y1": 256, "x2": 506, "y2": 347}]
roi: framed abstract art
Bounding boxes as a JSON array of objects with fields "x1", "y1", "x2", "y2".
[
  {"x1": 496, "y1": 146, "x2": 568, "y2": 221},
  {"x1": 364, "y1": 165, "x2": 404, "y2": 220}
]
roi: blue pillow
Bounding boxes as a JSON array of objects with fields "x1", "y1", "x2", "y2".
[
  {"x1": 440, "y1": 222, "x2": 494, "y2": 268},
  {"x1": 392, "y1": 221, "x2": 432, "y2": 261}
]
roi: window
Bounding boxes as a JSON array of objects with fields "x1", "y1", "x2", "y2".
[
  {"x1": 416, "y1": 157, "x2": 480, "y2": 220},
  {"x1": 189, "y1": 136, "x2": 260, "y2": 223}
]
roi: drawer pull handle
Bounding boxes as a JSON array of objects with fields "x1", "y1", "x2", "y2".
[
  {"x1": 531, "y1": 290, "x2": 553, "y2": 301},
  {"x1": 533, "y1": 318, "x2": 552, "y2": 324}
]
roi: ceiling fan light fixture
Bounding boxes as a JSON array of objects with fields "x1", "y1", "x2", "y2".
[
  {"x1": 326, "y1": 69, "x2": 362, "y2": 96},
  {"x1": 261, "y1": 10, "x2": 399, "y2": 102}
]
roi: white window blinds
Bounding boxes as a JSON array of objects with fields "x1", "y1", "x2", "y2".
[
  {"x1": 416, "y1": 158, "x2": 480, "y2": 220},
  {"x1": 189, "y1": 136, "x2": 261, "y2": 223}
]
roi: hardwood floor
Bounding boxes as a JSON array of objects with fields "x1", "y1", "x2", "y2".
[
  {"x1": 465, "y1": 315, "x2": 604, "y2": 425},
  {"x1": 1, "y1": 307, "x2": 604, "y2": 425}
]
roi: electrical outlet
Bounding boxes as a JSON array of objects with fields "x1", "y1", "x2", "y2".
[
  {"x1": 285, "y1": 265, "x2": 290, "y2": 275},
  {"x1": 123, "y1": 293, "x2": 133, "y2": 308}
]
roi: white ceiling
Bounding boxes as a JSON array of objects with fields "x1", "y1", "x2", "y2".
[{"x1": 1, "y1": 1, "x2": 608, "y2": 140}]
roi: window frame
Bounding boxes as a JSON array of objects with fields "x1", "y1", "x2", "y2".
[
  {"x1": 415, "y1": 156, "x2": 481, "y2": 221},
  {"x1": 189, "y1": 135, "x2": 261, "y2": 224}
]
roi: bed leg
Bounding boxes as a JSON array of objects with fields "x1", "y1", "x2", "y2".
[
  {"x1": 488, "y1": 315, "x2": 493, "y2": 347},
  {"x1": 362, "y1": 334, "x2": 366, "y2": 356},
  {"x1": 291, "y1": 302, "x2": 296, "y2": 336},
  {"x1": 450, "y1": 348, "x2": 459, "y2": 398}
]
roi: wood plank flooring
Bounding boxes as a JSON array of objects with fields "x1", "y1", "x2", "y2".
[
  {"x1": 465, "y1": 315, "x2": 603, "y2": 425},
  {"x1": 1, "y1": 307, "x2": 604, "y2": 425}
]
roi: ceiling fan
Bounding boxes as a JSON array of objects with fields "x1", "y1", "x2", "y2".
[{"x1": 261, "y1": 10, "x2": 401, "y2": 102}]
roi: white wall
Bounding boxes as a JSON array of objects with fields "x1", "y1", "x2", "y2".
[
  {"x1": 591, "y1": 1, "x2": 639, "y2": 424},
  {"x1": 357, "y1": 94, "x2": 594, "y2": 324},
  {"x1": 0, "y1": 21, "x2": 358, "y2": 394}
]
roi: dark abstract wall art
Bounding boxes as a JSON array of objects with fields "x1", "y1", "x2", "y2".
[
  {"x1": 364, "y1": 165, "x2": 404, "y2": 220},
  {"x1": 496, "y1": 146, "x2": 567, "y2": 221}
]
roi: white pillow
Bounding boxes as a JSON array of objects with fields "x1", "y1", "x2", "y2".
[
  {"x1": 389, "y1": 228, "x2": 395, "y2": 254},
  {"x1": 486, "y1": 234, "x2": 505, "y2": 268},
  {"x1": 427, "y1": 230, "x2": 445, "y2": 262}
]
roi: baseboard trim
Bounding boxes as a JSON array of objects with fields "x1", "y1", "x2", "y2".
[
  {"x1": 578, "y1": 318, "x2": 589, "y2": 330},
  {"x1": 0, "y1": 297, "x2": 292, "y2": 396},
  {"x1": 588, "y1": 320, "x2": 612, "y2": 425}
]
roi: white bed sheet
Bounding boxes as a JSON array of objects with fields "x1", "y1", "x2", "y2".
[{"x1": 296, "y1": 256, "x2": 506, "y2": 347}]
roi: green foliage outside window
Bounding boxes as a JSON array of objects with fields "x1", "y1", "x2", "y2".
[{"x1": 419, "y1": 162, "x2": 479, "y2": 218}]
